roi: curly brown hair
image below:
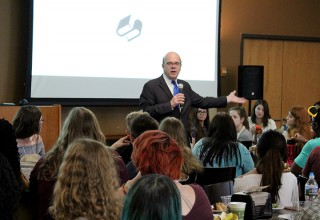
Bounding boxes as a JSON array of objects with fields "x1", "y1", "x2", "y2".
[
  {"x1": 38, "y1": 107, "x2": 105, "y2": 181},
  {"x1": 52, "y1": 138, "x2": 121, "y2": 220}
]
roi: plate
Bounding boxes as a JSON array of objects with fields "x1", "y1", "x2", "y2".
[
  {"x1": 272, "y1": 205, "x2": 284, "y2": 211},
  {"x1": 278, "y1": 213, "x2": 296, "y2": 219}
]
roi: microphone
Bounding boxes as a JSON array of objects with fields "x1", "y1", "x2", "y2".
[{"x1": 178, "y1": 83, "x2": 184, "y2": 111}]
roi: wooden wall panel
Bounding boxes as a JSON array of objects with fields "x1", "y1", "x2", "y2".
[
  {"x1": 0, "y1": 105, "x2": 61, "y2": 152},
  {"x1": 282, "y1": 41, "x2": 320, "y2": 115}
]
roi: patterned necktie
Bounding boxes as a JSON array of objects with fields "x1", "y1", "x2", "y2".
[{"x1": 172, "y1": 80, "x2": 179, "y2": 96}]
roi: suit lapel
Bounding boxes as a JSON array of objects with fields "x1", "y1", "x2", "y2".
[
  {"x1": 159, "y1": 76, "x2": 173, "y2": 99},
  {"x1": 159, "y1": 76, "x2": 181, "y2": 117}
]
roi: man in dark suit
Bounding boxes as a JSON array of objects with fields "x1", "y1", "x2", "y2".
[{"x1": 139, "y1": 51, "x2": 246, "y2": 140}]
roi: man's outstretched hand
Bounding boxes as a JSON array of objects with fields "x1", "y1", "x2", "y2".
[{"x1": 227, "y1": 90, "x2": 247, "y2": 104}]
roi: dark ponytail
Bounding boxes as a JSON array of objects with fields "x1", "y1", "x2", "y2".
[
  {"x1": 256, "y1": 147, "x2": 284, "y2": 203},
  {"x1": 256, "y1": 130, "x2": 287, "y2": 203}
]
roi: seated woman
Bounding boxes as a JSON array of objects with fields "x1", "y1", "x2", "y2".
[
  {"x1": 189, "y1": 108, "x2": 210, "y2": 147},
  {"x1": 291, "y1": 105, "x2": 320, "y2": 176},
  {"x1": 0, "y1": 153, "x2": 21, "y2": 220},
  {"x1": 282, "y1": 106, "x2": 314, "y2": 166},
  {"x1": 13, "y1": 105, "x2": 45, "y2": 158},
  {"x1": 51, "y1": 138, "x2": 121, "y2": 220},
  {"x1": 283, "y1": 106, "x2": 313, "y2": 142},
  {"x1": 29, "y1": 107, "x2": 128, "y2": 220},
  {"x1": 233, "y1": 130, "x2": 299, "y2": 207},
  {"x1": 248, "y1": 99, "x2": 277, "y2": 134},
  {"x1": 302, "y1": 146, "x2": 320, "y2": 186},
  {"x1": 122, "y1": 174, "x2": 182, "y2": 220},
  {"x1": 229, "y1": 106, "x2": 252, "y2": 142},
  {"x1": 0, "y1": 119, "x2": 22, "y2": 185},
  {"x1": 192, "y1": 112, "x2": 254, "y2": 177},
  {"x1": 159, "y1": 117, "x2": 203, "y2": 182},
  {"x1": 127, "y1": 130, "x2": 212, "y2": 220}
]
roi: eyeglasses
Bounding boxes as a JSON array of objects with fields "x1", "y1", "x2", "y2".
[
  {"x1": 165, "y1": 62, "x2": 181, "y2": 67},
  {"x1": 197, "y1": 111, "x2": 207, "y2": 114}
]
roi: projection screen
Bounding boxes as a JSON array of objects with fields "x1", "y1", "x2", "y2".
[{"x1": 25, "y1": 0, "x2": 221, "y2": 105}]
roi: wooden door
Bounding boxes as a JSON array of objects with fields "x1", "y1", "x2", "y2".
[{"x1": 282, "y1": 41, "x2": 320, "y2": 115}]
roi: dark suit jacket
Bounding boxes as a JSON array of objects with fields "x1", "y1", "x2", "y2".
[{"x1": 139, "y1": 75, "x2": 227, "y2": 131}]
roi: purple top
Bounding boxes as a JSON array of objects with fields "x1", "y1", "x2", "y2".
[{"x1": 182, "y1": 184, "x2": 212, "y2": 220}]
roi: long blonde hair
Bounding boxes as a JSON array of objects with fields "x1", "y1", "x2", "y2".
[
  {"x1": 52, "y1": 138, "x2": 121, "y2": 220},
  {"x1": 38, "y1": 107, "x2": 105, "y2": 181},
  {"x1": 159, "y1": 117, "x2": 203, "y2": 179}
]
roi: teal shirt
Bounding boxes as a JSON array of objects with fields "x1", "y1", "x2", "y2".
[
  {"x1": 192, "y1": 138, "x2": 254, "y2": 177},
  {"x1": 294, "y1": 137, "x2": 320, "y2": 168}
]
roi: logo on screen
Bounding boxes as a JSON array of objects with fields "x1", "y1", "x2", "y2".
[{"x1": 116, "y1": 15, "x2": 142, "y2": 41}]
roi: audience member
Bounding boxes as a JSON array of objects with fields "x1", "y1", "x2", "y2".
[
  {"x1": 111, "y1": 111, "x2": 148, "y2": 164},
  {"x1": 248, "y1": 100, "x2": 277, "y2": 134},
  {"x1": 314, "y1": 101, "x2": 320, "y2": 108},
  {"x1": 129, "y1": 113, "x2": 159, "y2": 139},
  {"x1": 122, "y1": 174, "x2": 182, "y2": 220},
  {"x1": 51, "y1": 138, "x2": 121, "y2": 220},
  {"x1": 189, "y1": 108, "x2": 210, "y2": 147},
  {"x1": 283, "y1": 106, "x2": 313, "y2": 143},
  {"x1": 283, "y1": 106, "x2": 314, "y2": 166},
  {"x1": 0, "y1": 153, "x2": 21, "y2": 220},
  {"x1": 234, "y1": 130, "x2": 298, "y2": 207},
  {"x1": 0, "y1": 119, "x2": 35, "y2": 219},
  {"x1": 229, "y1": 106, "x2": 252, "y2": 142},
  {"x1": 139, "y1": 51, "x2": 246, "y2": 142},
  {"x1": 111, "y1": 113, "x2": 159, "y2": 180},
  {"x1": 291, "y1": 105, "x2": 320, "y2": 176},
  {"x1": 12, "y1": 105, "x2": 45, "y2": 158},
  {"x1": 159, "y1": 117, "x2": 203, "y2": 181},
  {"x1": 310, "y1": 101, "x2": 320, "y2": 137},
  {"x1": 127, "y1": 130, "x2": 212, "y2": 220},
  {"x1": 302, "y1": 146, "x2": 320, "y2": 186},
  {"x1": 29, "y1": 107, "x2": 128, "y2": 220},
  {"x1": 112, "y1": 112, "x2": 159, "y2": 149},
  {"x1": 0, "y1": 119, "x2": 22, "y2": 184},
  {"x1": 192, "y1": 112, "x2": 254, "y2": 177}
]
